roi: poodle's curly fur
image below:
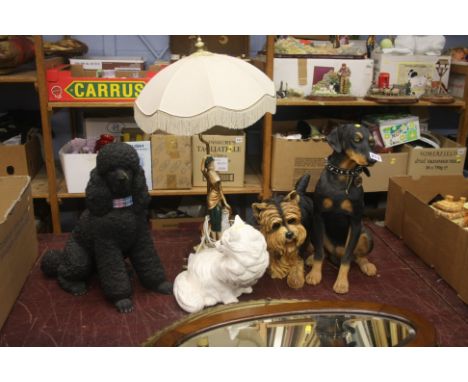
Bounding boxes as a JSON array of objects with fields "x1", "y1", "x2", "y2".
[{"x1": 41, "y1": 143, "x2": 172, "y2": 313}]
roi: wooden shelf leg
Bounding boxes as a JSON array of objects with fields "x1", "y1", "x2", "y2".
[
  {"x1": 34, "y1": 35, "x2": 62, "y2": 234},
  {"x1": 457, "y1": 107, "x2": 467, "y2": 146},
  {"x1": 260, "y1": 35, "x2": 276, "y2": 200},
  {"x1": 457, "y1": 79, "x2": 468, "y2": 146},
  {"x1": 261, "y1": 113, "x2": 273, "y2": 200}
]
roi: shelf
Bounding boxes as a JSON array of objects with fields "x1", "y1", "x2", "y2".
[
  {"x1": 31, "y1": 166, "x2": 67, "y2": 199},
  {"x1": 31, "y1": 167, "x2": 51, "y2": 199},
  {"x1": 0, "y1": 70, "x2": 37, "y2": 84},
  {"x1": 48, "y1": 101, "x2": 135, "y2": 110},
  {"x1": 0, "y1": 57, "x2": 62, "y2": 85},
  {"x1": 47, "y1": 98, "x2": 466, "y2": 110},
  {"x1": 52, "y1": 165, "x2": 262, "y2": 199},
  {"x1": 149, "y1": 172, "x2": 262, "y2": 196},
  {"x1": 277, "y1": 97, "x2": 466, "y2": 108}
]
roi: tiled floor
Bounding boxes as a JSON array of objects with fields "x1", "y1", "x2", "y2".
[{"x1": 1, "y1": 221, "x2": 467, "y2": 346}]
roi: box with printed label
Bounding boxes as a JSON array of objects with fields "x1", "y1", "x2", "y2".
[
  {"x1": 271, "y1": 119, "x2": 408, "y2": 192},
  {"x1": 192, "y1": 127, "x2": 245, "y2": 188},
  {"x1": 372, "y1": 53, "x2": 451, "y2": 98},
  {"x1": 271, "y1": 119, "x2": 333, "y2": 192},
  {"x1": 125, "y1": 141, "x2": 152, "y2": 190},
  {"x1": 362, "y1": 152, "x2": 408, "y2": 192},
  {"x1": 402, "y1": 134, "x2": 466, "y2": 177},
  {"x1": 362, "y1": 114, "x2": 420, "y2": 148}
]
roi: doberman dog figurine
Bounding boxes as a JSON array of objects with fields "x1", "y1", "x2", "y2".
[{"x1": 307, "y1": 123, "x2": 378, "y2": 294}]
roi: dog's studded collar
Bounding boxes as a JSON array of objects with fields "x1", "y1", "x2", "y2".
[
  {"x1": 112, "y1": 196, "x2": 133, "y2": 208},
  {"x1": 325, "y1": 160, "x2": 364, "y2": 177},
  {"x1": 325, "y1": 160, "x2": 370, "y2": 194}
]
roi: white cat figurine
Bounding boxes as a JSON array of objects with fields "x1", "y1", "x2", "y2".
[{"x1": 174, "y1": 215, "x2": 269, "y2": 313}]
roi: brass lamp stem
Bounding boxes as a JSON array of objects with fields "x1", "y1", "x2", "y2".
[{"x1": 199, "y1": 133, "x2": 210, "y2": 155}]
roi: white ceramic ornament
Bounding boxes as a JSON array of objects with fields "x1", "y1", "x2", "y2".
[
  {"x1": 394, "y1": 35, "x2": 446, "y2": 55},
  {"x1": 174, "y1": 215, "x2": 269, "y2": 313}
]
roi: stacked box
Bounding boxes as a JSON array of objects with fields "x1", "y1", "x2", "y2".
[
  {"x1": 0, "y1": 176, "x2": 38, "y2": 328},
  {"x1": 271, "y1": 119, "x2": 408, "y2": 193},
  {"x1": 0, "y1": 135, "x2": 42, "y2": 177},
  {"x1": 385, "y1": 176, "x2": 468, "y2": 304},
  {"x1": 192, "y1": 127, "x2": 246, "y2": 188},
  {"x1": 151, "y1": 134, "x2": 192, "y2": 189},
  {"x1": 402, "y1": 134, "x2": 466, "y2": 176}
]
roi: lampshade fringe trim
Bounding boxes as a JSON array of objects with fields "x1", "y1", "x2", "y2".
[{"x1": 134, "y1": 95, "x2": 276, "y2": 135}]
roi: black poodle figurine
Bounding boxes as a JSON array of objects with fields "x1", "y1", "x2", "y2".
[{"x1": 41, "y1": 142, "x2": 172, "y2": 313}]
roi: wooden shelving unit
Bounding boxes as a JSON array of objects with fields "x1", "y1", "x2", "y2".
[
  {"x1": 277, "y1": 98, "x2": 466, "y2": 108},
  {"x1": 18, "y1": 35, "x2": 468, "y2": 233},
  {"x1": 30, "y1": 36, "x2": 266, "y2": 233},
  {"x1": 31, "y1": 164, "x2": 262, "y2": 200},
  {"x1": 450, "y1": 62, "x2": 468, "y2": 146},
  {"x1": 48, "y1": 101, "x2": 134, "y2": 110},
  {"x1": 0, "y1": 46, "x2": 62, "y2": 212},
  {"x1": 261, "y1": 35, "x2": 468, "y2": 199}
]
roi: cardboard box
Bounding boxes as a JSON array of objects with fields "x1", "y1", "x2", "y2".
[
  {"x1": 170, "y1": 36, "x2": 249, "y2": 57},
  {"x1": 84, "y1": 117, "x2": 139, "y2": 140},
  {"x1": 70, "y1": 65, "x2": 150, "y2": 79},
  {"x1": 147, "y1": 62, "x2": 170, "y2": 74},
  {"x1": 363, "y1": 114, "x2": 420, "y2": 148},
  {"x1": 121, "y1": 127, "x2": 150, "y2": 143},
  {"x1": 402, "y1": 134, "x2": 466, "y2": 176},
  {"x1": 273, "y1": 57, "x2": 374, "y2": 97},
  {"x1": 372, "y1": 53, "x2": 451, "y2": 97},
  {"x1": 271, "y1": 119, "x2": 333, "y2": 192},
  {"x1": 362, "y1": 152, "x2": 408, "y2": 192},
  {"x1": 151, "y1": 134, "x2": 192, "y2": 189},
  {"x1": 271, "y1": 137, "x2": 331, "y2": 192},
  {"x1": 0, "y1": 176, "x2": 38, "y2": 328},
  {"x1": 126, "y1": 141, "x2": 152, "y2": 190},
  {"x1": 192, "y1": 127, "x2": 246, "y2": 188},
  {"x1": 271, "y1": 119, "x2": 409, "y2": 193},
  {"x1": 0, "y1": 134, "x2": 42, "y2": 177},
  {"x1": 59, "y1": 140, "x2": 152, "y2": 193},
  {"x1": 150, "y1": 216, "x2": 205, "y2": 231},
  {"x1": 448, "y1": 73, "x2": 465, "y2": 99},
  {"x1": 69, "y1": 56, "x2": 145, "y2": 70},
  {"x1": 385, "y1": 176, "x2": 468, "y2": 303}
]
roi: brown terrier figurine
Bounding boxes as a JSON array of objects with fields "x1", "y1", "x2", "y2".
[{"x1": 252, "y1": 190, "x2": 307, "y2": 289}]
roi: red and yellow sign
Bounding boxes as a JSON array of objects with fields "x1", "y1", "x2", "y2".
[
  {"x1": 47, "y1": 65, "x2": 155, "y2": 102},
  {"x1": 64, "y1": 80, "x2": 146, "y2": 100}
]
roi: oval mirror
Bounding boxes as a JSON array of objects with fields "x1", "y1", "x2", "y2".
[{"x1": 144, "y1": 300, "x2": 436, "y2": 347}]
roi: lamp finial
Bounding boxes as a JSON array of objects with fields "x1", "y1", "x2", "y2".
[{"x1": 195, "y1": 37, "x2": 205, "y2": 52}]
